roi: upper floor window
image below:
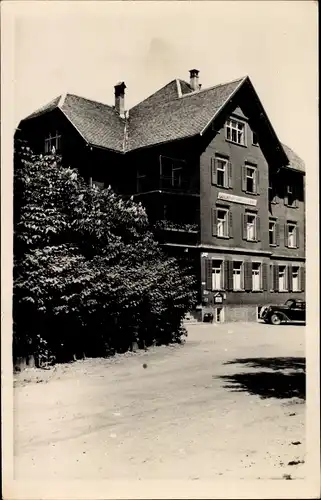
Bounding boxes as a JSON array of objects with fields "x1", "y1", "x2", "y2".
[
  {"x1": 286, "y1": 222, "x2": 298, "y2": 248},
  {"x1": 243, "y1": 211, "x2": 260, "y2": 242},
  {"x1": 285, "y1": 184, "x2": 298, "y2": 208},
  {"x1": 225, "y1": 118, "x2": 246, "y2": 146},
  {"x1": 268, "y1": 179, "x2": 278, "y2": 204},
  {"x1": 212, "y1": 260, "x2": 223, "y2": 290},
  {"x1": 269, "y1": 219, "x2": 278, "y2": 246},
  {"x1": 252, "y1": 131, "x2": 259, "y2": 146},
  {"x1": 213, "y1": 206, "x2": 232, "y2": 238},
  {"x1": 211, "y1": 156, "x2": 232, "y2": 188},
  {"x1": 44, "y1": 131, "x2": 61, "y2": 154},
  {"x1": 160, "y1": 156, "x2": 185, "y2": 188},
  {"x1": 242, "y1": 164, "x2": 258, "y2": 194}
]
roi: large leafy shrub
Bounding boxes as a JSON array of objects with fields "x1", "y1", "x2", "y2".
[{"x1": 13, "y1": 142, "x2": 196, "y2": 364}]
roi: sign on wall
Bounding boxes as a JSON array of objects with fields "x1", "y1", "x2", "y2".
[{"x1": 217, "y1": 192, "x2": 257, "y2": 207}]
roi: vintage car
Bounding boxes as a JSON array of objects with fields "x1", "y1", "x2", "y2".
[{"x1": 259, "y1": 299, "x2": 306, "y2": 325}]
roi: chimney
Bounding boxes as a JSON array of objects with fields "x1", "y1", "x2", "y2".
[
  {"x1": 189, "y1": 69, "x2": 200, "y2": 91},
  {"x1": 114, "y1": 81, "x2": 126, "y2": 118}
]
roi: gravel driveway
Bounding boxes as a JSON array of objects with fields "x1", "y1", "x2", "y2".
[{"x1": 14, "y1": 322, "x2": 305, "y2": 481}]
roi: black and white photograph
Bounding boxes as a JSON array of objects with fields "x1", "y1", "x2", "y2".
[{"x1": 1, "y1": 1, "x2": 319, "y2": 498}]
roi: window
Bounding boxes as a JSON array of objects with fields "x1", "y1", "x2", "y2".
[
  {"x1": 252, "y1": 132, "x2": 259, "y2": 146},
  {"x1": 245, "y1": 212, "x2": 257, "y2": 241},
  {"x1": 233, "y1": 262, "x2": 244, "y2": 290},
  {"x1": 292, "y1": 266, "x2": 300, "y2": 292},
  {"x1": 287, "y1": 223, "x2": 297, "y2": 248},
  {"x1": 285, "y1": 184, "x2": 297, "y2": 207},
  {"x1": 217, "y1": 208, "x2": 229, "y2": 237},
  {"x1": 225, "y1": 118, "x2": 245, "y2": 145},
  {"x1": 216, "y1": 157, "x2": 228, "y2": 187},
  {"x1": 269, "y1": 220, "x2": 276, "y2": 246},
  {"x1": 268, "y1": 179, "x2": 278, "y2": 204},
  {"x1": 44, "y1": 131, "x2": 61, "y2": 153},
  {"x1": 252, "y1": 263, "x2": 261, "y2": 291},
  {"x1": 245, "y1": 165, "x2": 257, "y2": 193},
  {"x1": 160, "y1": 156, "x2": 185, "y2": 189},
  {"x1": 212, "y1": 260, "x2": 223, "y2": 290},
  {"x1": 278, "y1": 265, "x2": 287, "y2": 291}
]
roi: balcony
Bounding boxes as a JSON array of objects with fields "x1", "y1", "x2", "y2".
[
  {"x1": 153, "y1": 220, "x2": 200, "y2": 246},
  {"x1": 137, "y1": 176, "x2": 198, "y2": 195}
]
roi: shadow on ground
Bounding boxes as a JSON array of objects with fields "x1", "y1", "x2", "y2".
[{"x1": 219, "y1": 357, "x2": 306, "y2": 400}]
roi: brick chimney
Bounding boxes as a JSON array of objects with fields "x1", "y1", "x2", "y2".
[
  {"x1": 114, "y1": 82, "x2": 126, "y2": 118},
  {"x1": 189, "y1": 69, "x2": 200, "y2": 91}
]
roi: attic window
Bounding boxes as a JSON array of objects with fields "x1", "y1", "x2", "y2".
[
  {"x1": 225, "y1": 119, "x2": 246, "y2": 146},
  {"x1": 44, "y1": 131, "x2": 61, "y2": 154},
  {"x1": 252, "y1": 132, "x2": 259, "y2": 146}
]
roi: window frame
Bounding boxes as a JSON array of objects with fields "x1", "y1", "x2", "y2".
[
  {"x1": 216, "y1": 157, "x2": 228, "y2": 188},
  {"x1": 225, "y1": 118, "x2": 246, "y2": 146},
  {"x1": 269, "y1": 219, "x2": 277, "y2": 246},
  {"x1": 292, "y1": 266, "x2": 301, "y2": 292},
  {"x1": 212, "y1": 259, "x2": 223, "y2": 291},
  {"x1": 278, "y1": 265, "x2": 288, "y2": 292},
  {"x1": 246, "y1": 212, "x2": 257, "y2": 241},
  {"x1": 245, "y1": 165, "x2": 257, "y2": 193},
  {"x1": 216, "y1": 207, "x2": 229, "y2": 238},
  {"x1": 44, "y1": 131, "x2": 61, "y2": 154},
  {"x1": 251, "y1": 262, "x2": 262, "y2": 292},
  {"x1": 233, "y1": 261, "x2": 244, "y2": 291},
  {"x1": 252, "y1": 131, "x2": 259, "y2": 146},
  {"x1": 287, "y1": 223, "x2": 297, "y2": 248}
]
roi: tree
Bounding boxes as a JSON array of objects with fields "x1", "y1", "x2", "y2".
[{"x1": 13, "y1": 142, "x2": 197, "y2": 364}]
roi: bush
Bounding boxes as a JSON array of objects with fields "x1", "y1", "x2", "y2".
[{"x1": 13, "y1": 142, "x2": 197, "y2": 364}]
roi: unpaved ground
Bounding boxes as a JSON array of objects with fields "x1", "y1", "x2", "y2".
[{"x1": 14, "y1": 322, "x2": 305, "y2": 480}]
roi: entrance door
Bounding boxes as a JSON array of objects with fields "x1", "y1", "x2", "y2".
[{"x1": 216, "y1": 307, "x2": 224, "y2": 323}]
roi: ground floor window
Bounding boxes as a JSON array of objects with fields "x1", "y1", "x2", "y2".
[
  {"x1": 233, "y1": 261, "x2": 243, "y2": 290},
  {"x1": 212, "y1": 260, "x2": 223, "y2": 290},
  {"x1": 278, "y1": 265, "x2": 287, "y2": 291},
  {"x1": 292, "y1": 266, "x2": 300, "y2": 292},
  {"x1": 252, "y1": 262, "x2": 261, "y2": 291}
]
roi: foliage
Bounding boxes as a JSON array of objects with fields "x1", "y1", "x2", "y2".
[{"x1": 13, "y1": 141, "x2": 197, "y2": 364}]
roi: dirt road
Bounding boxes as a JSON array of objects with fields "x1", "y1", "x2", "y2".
[{"x1": 14, "y1": 322, "x2": 305, "y2": 480}]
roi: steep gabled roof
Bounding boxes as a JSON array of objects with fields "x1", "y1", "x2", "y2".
[
  {"x1": 127, "y1": 77, "x2": 245, "y2": 151},
  {"x1": 19, "y1": 75, "x2": 305, "y2": 171}
]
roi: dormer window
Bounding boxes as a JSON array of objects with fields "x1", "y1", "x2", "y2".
[
  {"x1": 44, "y1": 131, "x2": 61, "y2": 154},
  {"x1": 225, "y1": 118, "x2": 246, "y2": 146}
]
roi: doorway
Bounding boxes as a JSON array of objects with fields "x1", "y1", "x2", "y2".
[{"x1": 215, "y1": 307, "x2": 224, "y2": 323}]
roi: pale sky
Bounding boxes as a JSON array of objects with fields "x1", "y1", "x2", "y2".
[{"x1": 9, "y1": 1, "x2": 318, "y2": 168}]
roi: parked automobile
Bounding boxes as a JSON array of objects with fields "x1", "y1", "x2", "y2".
[{"x1": 259, "y1": 299, "x2": 306, "y2": 325}]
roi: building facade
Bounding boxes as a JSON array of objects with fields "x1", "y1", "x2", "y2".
[{"x1": 16, "y1": 70, "x2": 305, "y2": 322}]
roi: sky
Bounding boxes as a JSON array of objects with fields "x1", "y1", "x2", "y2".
[{"x1": 8, "y1": 1, "x2": 318, "y2": 168}]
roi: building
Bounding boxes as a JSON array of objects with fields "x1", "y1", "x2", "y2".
[{"x1": 15, "y1": 70, "x2": 305, "y2": 322}]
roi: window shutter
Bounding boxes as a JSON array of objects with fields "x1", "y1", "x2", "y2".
[
  {"x1": 256, "y1": 169, "x2": 260, "y2": 194},
  {"x1": 228, "y1": 162, "x2": 233, "y2": 188},
  {"x1": 241, "y1": 165, "x2": 247, "y2": 192},
  {"x1": 244, "y1": 262, "x2": 252, "y2": 291},
  {"x1": 242, "y1": 213, "x2": 247, "y2": 240},
  {"x1": 211, "y1": 158, "x2": 217, "y2": 185},
  {"x1": 223, "y1": 260, "x2": 229, "y2": 290},
  {"x1": 275, "y1": 222, "x2": 280, "y2": 246},
  {"x1": 205, "y1": 259, "x2": 213, "y2": 290},
  {"x1": 273, "y1": 264, "x2": 279, "y2": 292},
  {"x1": 228, "y1": 260, "x2": 234, "y2": 291},
  {"x1": 296, "y1": 225, "x2": 300, "y2": 248},
  {"x1": 229, "y1": 210, "x2": 233, "y2": 238},
  {"x1": 284, "y1": 224, "x2": 288, "y2": 247},
  {"x1": 300, "y1": 266, "x2": 305, "y2": 292},
  {"x1": 262, "y1": 263, "x2": 268, "y2": 291},
  {"x1": 212, "y1": 208, "x2": 217, "y2": 236},
  {"x1": 287, "y1": 265, "x2": 293, "y2": 292},
  {"x1": 256, "y1": 215, "x2": 261, "y2": 241}
]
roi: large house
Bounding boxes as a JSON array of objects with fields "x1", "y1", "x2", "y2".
[{"x1": 16, "y1": 70, "x2": 305, "y2": 323}]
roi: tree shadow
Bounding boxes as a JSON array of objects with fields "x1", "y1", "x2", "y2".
[{"x1": 219, "y1": 357, "x2": 305, "y2": 400}]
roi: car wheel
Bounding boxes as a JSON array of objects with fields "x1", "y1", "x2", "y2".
[{"x1": 271, "y1": 313, "x2": 282, "y2": 325}]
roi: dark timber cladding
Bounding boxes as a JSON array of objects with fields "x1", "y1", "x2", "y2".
[{"x1": 16, "y1": 70, "x2": 306, "y2": 323}]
